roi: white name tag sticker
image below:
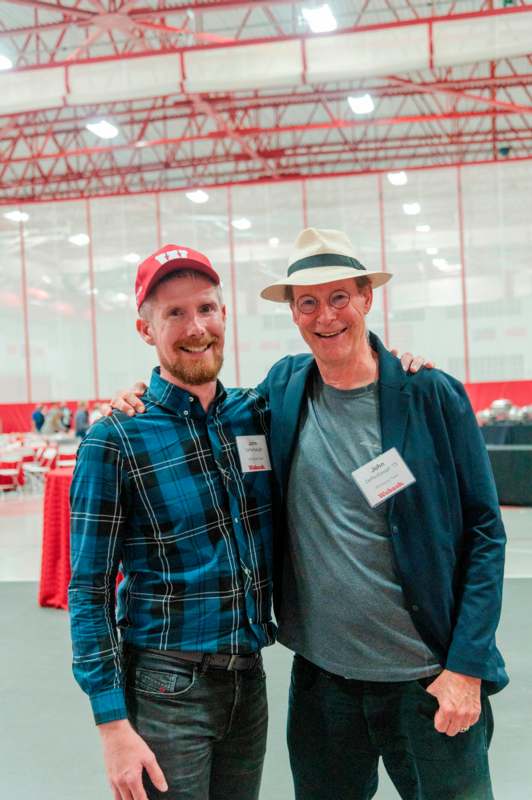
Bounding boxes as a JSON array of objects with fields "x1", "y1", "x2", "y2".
[
  {"x1": 351, "y1": 447, "x2": 415, "y2": 508},
  {"x1": 235, "y1": 435, "x2": 272, "y2": 473}
]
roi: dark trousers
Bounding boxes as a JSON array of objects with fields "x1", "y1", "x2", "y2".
[
  {"x1": 288, "y1": 655, "x2": 494, "y2": 800},
  {"x1": 125, "y1": 649, "x2": 268, "y2": 800}
]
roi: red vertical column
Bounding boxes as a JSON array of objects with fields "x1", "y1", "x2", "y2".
[
  {"x1": 456, "y1": 166, "x2": 471, "y2": 383},
  {"x1": 155, "y1": 192, "x2": 162, "y2": 248},
  {"x1": 301, "y1": 179, "x2": 308, "y2": 228},
  {"x1": 85, "y1": 199, "x2": 100, "y2": 399},
  {"x1": 226, "y1": 186, "x2": 241, "y2": 386},
  {"x1": 377, "y1": 174, "x2": 390, "y2": 348},
  {"x1": 19, "y1": 219, "x2": 32, "y2": 402}
]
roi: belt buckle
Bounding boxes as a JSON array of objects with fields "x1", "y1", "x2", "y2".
[{"x1": 227, "y1": 655, "x2": 239, "y2": 671}]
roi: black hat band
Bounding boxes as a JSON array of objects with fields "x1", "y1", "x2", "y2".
[{"x1": 287, "y1": 253, "x2": 367, "y2": 277}]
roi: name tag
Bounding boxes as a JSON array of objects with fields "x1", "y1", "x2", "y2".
[
  {"x1": 351, "y1": 447, "x2": 415, "y2": 508},
  {"x1": 236, "y1": 435, "x2": 272, "y2": 473}
]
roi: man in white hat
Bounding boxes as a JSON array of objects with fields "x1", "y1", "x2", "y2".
[{"x1": 259, "y1": 227, "x2": 507, "y2": 800}]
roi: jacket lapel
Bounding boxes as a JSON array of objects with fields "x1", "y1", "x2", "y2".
[
  {"x1": 372, "y1": 333, "x2": 411, "y2": 455},
  {"x1": 278, "y1": 359, "x2": 315, "y2": 495}
]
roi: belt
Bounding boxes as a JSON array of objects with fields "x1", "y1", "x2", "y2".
[{"x1": 143, "y1": 648, "x2": 260, "y2": 672}]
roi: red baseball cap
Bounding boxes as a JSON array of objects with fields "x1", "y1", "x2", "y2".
[{"x1": 135, "y1": 243, "x2": 220, "y2": 309}]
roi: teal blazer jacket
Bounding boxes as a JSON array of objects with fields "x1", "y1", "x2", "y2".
[{"x1": 257, "y1": 332, "x2": 508, "y2": 692}]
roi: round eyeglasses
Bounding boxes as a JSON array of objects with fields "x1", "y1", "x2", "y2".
[{"x1": 295, "y1": 289, "x2": 351, "y2": 315}]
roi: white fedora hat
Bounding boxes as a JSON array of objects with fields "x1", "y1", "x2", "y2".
[{"x1": 260, "y1": 227, "x2": 393, "y2": 303}]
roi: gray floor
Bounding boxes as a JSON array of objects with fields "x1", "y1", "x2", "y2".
[{"x1": 1, "y1": 503, "x2": 531, "y2": 799}]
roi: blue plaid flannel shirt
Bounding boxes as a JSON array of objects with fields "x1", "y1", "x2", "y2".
[{"x1": 69, "y1": 368, "x2": 276, "y2": 725}]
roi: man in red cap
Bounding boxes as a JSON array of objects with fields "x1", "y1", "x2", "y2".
[{"x1": 69, "y1": 244, "x2": 275, "y2": 800}]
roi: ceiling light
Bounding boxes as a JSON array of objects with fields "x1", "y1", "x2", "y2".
[
  {"x1": 269, "y1": 237, "x2": 280, "y2": 247},
  {"x1": 347, "y1": 94, "x2": 375, "y2": 115},
  {"x1": 416, "y1": 224, "x2": 431, "y2": 233},
  {"x1": 402, "y1": 202, "x2": 421, "y2": 216},
  {"x1": 69, "y1": 233, "x2": 90, "y2": 246},
  {"x1": 0, "y1": 54, "x2": 13, "y2": 71},
  {"x1": 86, "y1": 120, "x2": 119, "y2": 139},
  {"x1": 426, "y1": 247, "x2": 438, "y2": 256},
  {"x1": 231, "y1": 217, "x2": 252, "y2": 231},
  {"x1": 302, "y1": 4, "x2": 337, "y2": 33},
  {"x1": 41, "y1": 275, "x2": 52, "y2": 284},
  {"x1": 432, "y1": 258, "x2": 448, "y2": 269},
  {"x1": 4, "y1": 210, "x2": 29, "y2": 222},
  {"x1": 123, "y1": 252, "x2": 140, "y2": 264},
  {"x1": 186, "y1": 190, "x2": 209, "y2": 204},
  {"x1": 387, "y1": 171, "x2": 407, "y2": 186}
]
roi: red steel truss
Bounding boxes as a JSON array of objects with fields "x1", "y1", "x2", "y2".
[{"x1": 1, "y1": 1, "x2": 532, "y2": 203}]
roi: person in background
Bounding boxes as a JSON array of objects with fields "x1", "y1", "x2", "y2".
[
  {"x1": 42, "y1": 404, "x2": 63, "y2": 435},
  {"x1": 74, "y1": 402, "x2": 89, "y2": 438},
  {"x1": 88, "y1": 403, "x2": 103, "y2": 425},
  {"x1": 31, "y1": 404, "x2": 45, "y2": 432},
  {"x1": 60, "y1": 402, "x2": 72, "y2": 432}
]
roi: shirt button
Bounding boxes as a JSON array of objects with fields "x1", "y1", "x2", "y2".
[
  {"x1": 234, "y1": 517, "x2": 239, "y2": 523},
  {"x1": 248, "y1": 618, "x2": 254, "y2": 624},
  {"x1": 183, "y1": 410, "x2": 189, "y2": 416},
  {"x1": 189, "y1": 396, "x2": 194, "y2": 403},
  {"x1": 412, "y1": 604, "x2": 419, "y2": 612},
  {"x1": 391, "y1": 525, "x2": 398, "y2": 534}
]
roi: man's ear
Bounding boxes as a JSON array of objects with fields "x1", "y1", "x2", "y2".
[
  {"x1": 221, "y1": 304, "x2": 227, "y2": 324},
  {"x1": 362, "y1": 284, "x2": 373, "y2": 315},
  {"x1": 136, "y1": 317, "x2": 156, "y2": 346}
]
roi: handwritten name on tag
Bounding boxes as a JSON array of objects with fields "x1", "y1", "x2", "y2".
[
  {"x1": 236, "y1": 435, "x2": 272, "y2": 473},
  {"x1": 351, "y1": 447, "x2": 415, "y2": 508}
]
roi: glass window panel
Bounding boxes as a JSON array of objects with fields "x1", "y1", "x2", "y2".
[
  {"x1": 90, "y1": 195, "x2": 158, "y2": 398},
  {"x1": 159, "y1": 189, "x2": 237, "y2": 386},
  {"x1": 231, "y1": 182, "x2": 305, "y2": 387},
  {"x1": 0, "y1": 214, "x2": 26, "y2": 401},
  {"x1": 24, "y1": 202, "x2": 93, "y2": 400},
  {"x1": 383, "y1": 168, "x2": 465, "y2": 379},
  {"x1": 462, "y1": 161, "x2": 532, "y2": 381}
]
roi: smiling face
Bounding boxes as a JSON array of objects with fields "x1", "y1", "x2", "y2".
[
  {"x1": 291, "y1": 277, "x2": 373, "y2": 372},
  {"x1": 136, "y1": 272, "x2": 226, "y2": 386}
]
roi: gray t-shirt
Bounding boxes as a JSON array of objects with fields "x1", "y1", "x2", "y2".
[{"x1": 278, "y1": 372, "x2": 441, "y2": 681}]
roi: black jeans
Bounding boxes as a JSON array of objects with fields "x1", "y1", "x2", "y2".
[
  {"x1": 124, "y1": 649, "x2": 268, "y2": 800},
  {"x1": 288, "y1": 655, "x2": 494, "y2": 800}
]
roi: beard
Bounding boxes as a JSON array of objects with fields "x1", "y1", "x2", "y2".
[{"x1": 160, "y1": 336, "x2": 224, "y2": 386}]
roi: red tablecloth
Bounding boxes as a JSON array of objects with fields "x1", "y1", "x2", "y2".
[{"x1": 38, "y1": 468, "x2": 74, "y2": 609}]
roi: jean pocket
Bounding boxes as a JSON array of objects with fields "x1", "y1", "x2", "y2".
[{"x1": 131, "y1": 665, "x2": 196, "y2": 697}]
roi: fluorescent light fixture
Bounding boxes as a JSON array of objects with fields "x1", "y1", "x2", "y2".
[
  {"x1": 135, "y1": 140, "x2": 148, "y2": 148},
  {"x1": 231, "y1": 217, "x2": 252, "y2": 231},
  {"x1": 0, "y1": 54, "x2": 13, "y2": 70},
  {"x1": 402, "y1": 202, "x2": 421, "y2": 216},
  {"x1": 387, "y1": 171, "x2": 407, "y2": 186},
  {"x1": 41, "y1": 275, "x2": 52, "y2": 285},
  {"x1": 426, "y1": 247, "x2": 438, "y2": 256},
  {"x1": 416, "y1": 224, "x2": 431, "y2": 233},
  {"x1": 269, "y1": 237, "x2": 280, "y2": 247},
  {"x1": 86, "y1": 120, "x2": 119, "y2": 139},
  {"x1": 302, "y1": 4, "x2": 337, "y2": 33},
  {"x1": 4, "y1": 210, "x2": 30, "y2": 222},
  {"x1": 123, "y1": 252, "x2": 140, "y2": 264},
  {"x1": 432, "y1": 258, "x2": 448, "y2": 269},
  {"x1": 186, "y1": 190, "x2": 209, "y2": 204},
  {"x1": 69, "y1": 233, "x2": 90, "y2": 246},
  {"x1": 348, "y1": 94, "x2": 375, "y2": 115}
]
